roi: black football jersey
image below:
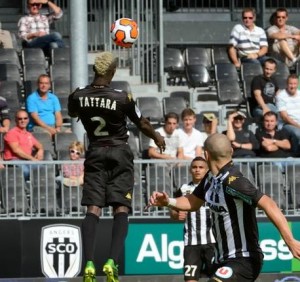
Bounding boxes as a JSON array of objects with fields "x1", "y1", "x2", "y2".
[{"x1": 68, "y1": 85, "x2": 142, "y2": 146}]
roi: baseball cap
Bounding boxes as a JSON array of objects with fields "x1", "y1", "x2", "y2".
[{"x1": 203, "y1": 113, "x2": 216, "y2": 122}]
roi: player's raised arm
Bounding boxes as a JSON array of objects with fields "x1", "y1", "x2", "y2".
[
  {"x1": 148, "y1": 191, "x2": 204, "y2": 211},
  {"x1": 258, "y1": 195, "x2": 300, "y2": 259}
]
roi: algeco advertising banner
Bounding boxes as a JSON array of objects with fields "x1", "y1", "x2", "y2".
[{"x1": 125, "y1": 222, "x2": 300, "y2": 274}]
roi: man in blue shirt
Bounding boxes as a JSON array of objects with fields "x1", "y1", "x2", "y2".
[{"x1": 26, "y1": 74, "x2": 64, "y2": 136}]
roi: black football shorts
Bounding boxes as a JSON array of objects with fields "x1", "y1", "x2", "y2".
[{"x1": 82, "y1": 143, "x2": 134, "y2": 209}]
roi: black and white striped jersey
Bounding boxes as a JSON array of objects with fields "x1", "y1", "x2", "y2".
[
  {"x1": 175, "y1": 182, "x2": 215, "y2": 246},
  {"x1": 193, "y1": 161, "x2": 264, "y2": 264}
]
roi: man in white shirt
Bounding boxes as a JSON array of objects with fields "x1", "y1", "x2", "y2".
[
  {"x1": 276, "y1": 74, "x2": 300, "y2": 155},
  {"x1": 148, "y1": 112, "x2": 183, "y2": 160},
  {"x1": 228, "y1": 7, "x2": 268, "y2": 68},
  {"x1": 178, "y1": 108, "x2": 206, "y2": 159}
]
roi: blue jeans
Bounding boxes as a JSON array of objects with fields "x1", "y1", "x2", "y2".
[
  {"x1": 24, "y1": 32, "x2": 64, "y2": 53},
  {"x1": 241, "y1": 55, "x2": 269, "y2": 65}
]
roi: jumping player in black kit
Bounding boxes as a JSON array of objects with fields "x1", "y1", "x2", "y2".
[
  {"x1": 68, "y1": 51, "x2": 165, "y2": 282},
  {"x1": 148, "y1": 133, "x2": 300, "y2": 282}
]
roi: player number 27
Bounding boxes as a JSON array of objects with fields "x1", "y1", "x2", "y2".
[
  {"x1": 91, "y1": 116, "x2": 109, "y2": 136},
  {"x1": 185, "y1": 265, "x2": 197, "y2": 277}
]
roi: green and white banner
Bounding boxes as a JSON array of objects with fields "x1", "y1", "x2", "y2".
[{"x1": 125, "y1": 221, "x2": 300, "y2": 274}]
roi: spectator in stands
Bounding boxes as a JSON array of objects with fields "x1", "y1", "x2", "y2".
[
  {"x1": 178, "y1": 108, "x2": 206, "y2": 159},
  {"x1": 148, "y1": 112, "x2": 183, "y2": 160},
  {"x1": 26, "y1": 74, "x2": 69, "y2": 136},
  {"x1": 201, "y1": 113, "x2": 218, "y2": 139},
  {"x1": 251, "y1": 58, "x2": 279, "y2": 119},
  {"x1": 170, "y1": 157, "x2": 215, "y2": 280},
  {"x1": 276, "y1": 74, "x2": 300, "y2": 155},
  {"x1": 267, "y1": 7, "x2": 300, "y2": 67},
  {"x1": 0, "y1": 96, "x2": 10, "y2": 133},
  {"x1": 3, "y1": 109, "x2": 44, "y2": 181},
  {"x1": 224, "y1": 111, "x2": 259, "y2": 158},
  {"x1": 18, "y1": 0, "x2": 64, "y2": 56},
  {"x1": 61, "y1": 141, "x2": 84, "y2": 187},
  {"x1": 228, "y1": 7, "x2": 268, "y2": 68},
  {"x1": 255, "y1": 111, "x2": 291, "y2": 158}
]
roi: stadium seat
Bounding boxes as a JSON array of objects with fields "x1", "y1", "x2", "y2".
[
  {"x1": 258, "y1": 163, "x2": 287, "y2": 210},
  {"x1": 0, "y1": 49, "x2": 21, "y2": 70},
  {"x1": 241, "y1": 62, "x2": 263, "y2": 81},
  {"x1": 0, "y1": 63, "x2": 22, "y2": 85},
  {"x1": 54, "y1": 132, "x2": 78, "y2": 153},
  {"x1": 164, "y1": 47, "x2": 185, "y2": 85},
  {"x1": 32, "y1": 132, "x2": 55, "y2": 158},
  {"x1": 24, "y1": 80, "x2": 38, "y2": 98},
  {"x1": 185, "y1": 64, "x2": 211, "y2": 88},
  {"x1": 50, "y1": 47, "x2": 70, "y2": 65},
  {"x1": 183, "y1": 47, "x2": 212, "y2": 68},
  {"x1": 50, "y1": 61, "x2": 71, "y2": 81},
  {"x1": 21, "y1": 48, "x2": 47, "y2": 68},
  {"x1": 23, "y1": 63, "x2": 47, "y2": 81},
  {"x1": 212, "y1": 46, "x2": 231, "y2": 64},
  {"x1": 273, "y1": 61, "x2": 289, "y2": 90},
  {"x1": 214, "y1": 62, "x2": 239, "y2": 81},
  {"x1": 170, "y1": 91, "x2": 190, "y2": 106},
  {"x1": 216, "y1": 80, "x2": 244, "y2": 105},
  {"x1": 162, "y1": 96, "x2": 188, "y2": 116},
  {"x1": 136, "y1": 96, "x2": 163, "y2": 124},
  {"x1": 0, "y1": 80, "x2": 23, "y2": 109},
  {"x1": 0, "y1": 166, "x2": 29, "y2": 215},
  {"x1": 52, "y1": 80, "x2": 71, "y2": 97},
  {"x1": 110, "y1": 80, "x2": 132, "y2": 94}
]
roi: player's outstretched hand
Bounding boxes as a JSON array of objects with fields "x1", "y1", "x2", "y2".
[
  {"x1": 149, "y1": 191, "x2": 169, "y2": 208},
  {"x1": 288, "y1": 239, "x2": 300, "y2": 260},
  {"x1": 154, "y1": 132, "x2": 166, "y2": 154}
]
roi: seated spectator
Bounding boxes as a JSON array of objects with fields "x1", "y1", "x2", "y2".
[
  {"x1": 223, "y1": 111, "x2": 259, "y2": 158},
  {"x1": 201, "y1": 113, "x2": 218, "y2": 139},
  {"x1": 178, "y1": 108, "x2": 206, "y2": 159},
  {"x1": 61, "y1": 141, "x2": 84, "y2": 187},
  {"x1": 276, "y1": 74, "x2": 300, "y2": 155},
  {"x1": 228, "y1": 7, "x2": 268, "y2": 67},
  {"x1": 18, "y1": 0, "x2": 64, "y2": 56},
  {"x1": 251, "y1": 58, "x2": 279, "y2": 120},
  {"x1": 0, "y1": 96, "x2": 10, "y2": 133},
  {"x1": 148, "y1": 112, "x2": 183, "y2": 160},
  {"x1": 267, "y1": 7, "x2": 300, "y2": 67},
  {"x1": 26, "y1": 74, "x2": 70, "y2": 136},
  {"x1": 3, "y1": 109, "x2": 44, "y2": 181},
  {"x1": 255, "y1": 111, "x2": 291, "y2": 158}
]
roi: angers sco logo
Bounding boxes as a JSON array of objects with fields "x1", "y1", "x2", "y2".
[{"x1": 41, "y1": 224, "x2": 82, "y2": 278}]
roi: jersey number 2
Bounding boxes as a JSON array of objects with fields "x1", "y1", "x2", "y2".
[{"x1": 91, "y1": 116, "x2": 109, "y2": 136}]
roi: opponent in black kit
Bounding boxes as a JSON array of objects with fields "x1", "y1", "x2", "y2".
[
  {"x1": 149, "y1": 133, "x2": 300, "y2": 282},
  {"x1": 68, "y1": 51, "x2": 165, "y2": 282}
]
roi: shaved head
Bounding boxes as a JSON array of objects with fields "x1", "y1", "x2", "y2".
[{"x1": 204, "y1": 133, "x2": 233, "y2": 161}]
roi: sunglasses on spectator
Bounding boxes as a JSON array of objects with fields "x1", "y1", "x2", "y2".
[
  {"x1": 243, "y1": 17, "x2": 253, "y2": 20},
  {"x1": 29, "y1": 3, "x2": 41, "y2": 7},
  {"x1": 70, "y1": 149, "x2": 81, "y2": 156},
  {"x1": 17, "y1": 117, "x2": 29, "y2": 121}
]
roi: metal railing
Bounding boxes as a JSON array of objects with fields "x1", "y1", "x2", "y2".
[{"x1": 0, "y1": 158, "x2": 299, "y2": 219}]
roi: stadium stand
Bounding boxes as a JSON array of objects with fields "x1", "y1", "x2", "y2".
[
  {"x1": 162, "y1": 96, "x2": 187, "y2": 116},
  {"x1": 21, "y1": 48, "x2": 47, "y2": 68},
  {"x1": 136, "y1": 96, "x2": 163, "y2": 124},
  {"x1": 23, "y1": 63, "x2": 47, "y2": 81},
  {"x1": 0, "y1": 63, "x2": 22, "y2": 86},
  {"x1": 185, "y1": 64, "x2": 211, "y2": 88}
]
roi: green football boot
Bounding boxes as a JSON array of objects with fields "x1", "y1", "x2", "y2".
[
  {"x1": 102, "y1": 258, "x2": 119, "y2": 282},
  {"x1": 83, "y1": 260, "x2": 96, "y2": 282}
]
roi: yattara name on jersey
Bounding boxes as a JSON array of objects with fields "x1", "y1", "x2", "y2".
[{"x1": 79, "y1": 97, "x2": 117, "y2": 110}]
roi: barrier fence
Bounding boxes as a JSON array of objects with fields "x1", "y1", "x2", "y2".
[{"x1": 0, "y1": 158, "x2": 300, "y2": 219}]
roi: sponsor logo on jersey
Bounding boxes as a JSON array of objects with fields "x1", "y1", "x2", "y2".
[
  {"x1": 215, "y1": 266, "x2": 233, "y2": 279},
  {"x1": 41, "y1": 224, "x2": 82, "y2": 278},
  {"x1": 228, "y1": 175, "x2": 238, "y2": 184}
]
